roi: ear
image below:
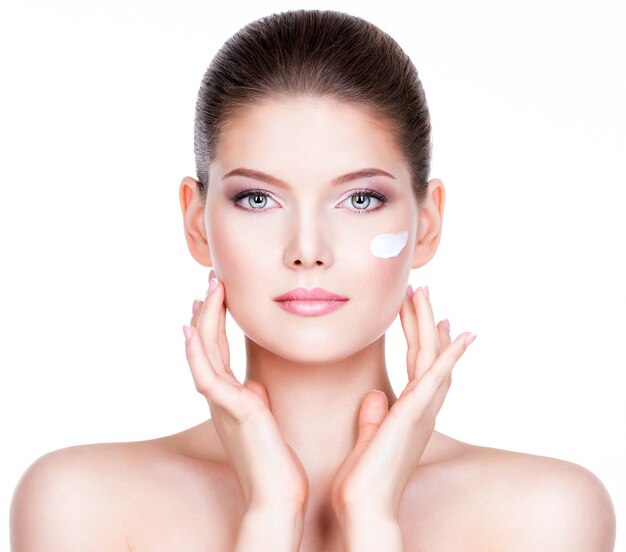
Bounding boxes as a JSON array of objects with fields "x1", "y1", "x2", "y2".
[
  {"x1": 179, "y1": 176, "x2": 213, "y2": 267},
  {"x1": 411, "y1": 178, "x2": 445, "y2": 269}
]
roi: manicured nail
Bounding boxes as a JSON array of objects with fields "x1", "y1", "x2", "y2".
[
  {"x1": 207, "y1": 277, "x2": 218, "y2": 296},
  {"x1": 421, "y1": 285, "x2": 430, "y2": 300},
  {"x1": 442, "y1": 319, "x2": 450, "y2": 332},
  {"x1": 464, "y1": 333, "x2": 477, "y2": 347},
  {"x1": 192, "y1": 299, "x2": 201, "y2": 316},
  {"x1": 182, "y1": 325, "x2": 192, "y2": 343},
  {"x1": 406, "y1": 285, "x2": 414, "y2": 298}
]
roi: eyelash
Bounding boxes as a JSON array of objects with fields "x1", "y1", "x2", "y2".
[{"x1": 228, "y1": 187, "x2": 389, "y2": 214}]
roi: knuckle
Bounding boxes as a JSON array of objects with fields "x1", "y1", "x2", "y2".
[
  {"x1": 194, "y1": 380, "x2": 210, "y2": 395},
  {"x1": 336, "y1": 475, "x2": 368, "y2": 510},
  {"x1": 231, "y1": 387, "x2": 263, "y2": 423},
  {"x1": 247, "y1": 393, "x2": 268, "y2": 418}
]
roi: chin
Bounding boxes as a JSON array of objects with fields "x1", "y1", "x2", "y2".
[{"x1": 249, "y1": 323, "x2": 387, "y2": 365}]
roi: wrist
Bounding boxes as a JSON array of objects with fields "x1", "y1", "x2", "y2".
[
  {"x1": 246, "y1": 501, "x2": 306, "y2": 522},
  {"x1": 339, "y1": 508, "x2": 404, "y2": 552},
  {"x1": 247, "y1": 497, "x2": 308, "y2": 520},
  {"x1": 236, "y1": 506, "x2": 305, "y2": 552},
  {"x1": 335, "y1": 500, "x2": 396, "y2": 529}
]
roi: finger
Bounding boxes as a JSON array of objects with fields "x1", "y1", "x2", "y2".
[
  {"x1": 193, "y1": 283, "x2": 236, "y2": 384},
  {"x1": 196, "y1": 278, "x2": 230, "y2": 377},
  {"x1": 217, "y1": 300, "x2": 239, "y2": 385},
  {"x1": 397, "y1": 317, "x2": 450, "y2": 399},
  {"x1": 399, "y1": 288, "x2": 419, "y2": 380},
  {"x1": 429, "y1": 351, "x2": 453, "y2": 416},
  {"x1": 184, "y1": 325, "x2": 239, "y2": 408},
  {"x1": 429, "y1": 372, "x2": 453, "y2": 419},
  {"x1": 409, "y1": 332, "x2": 472, "y2": 412},
  {"x1": 218, "y1": 300, "x2": 231, "y2": 370},
  {"x1": 398, "y1": 326, "x2": 460, "y2": 408},
  {"x1": 428, "y1": 328, "x2": 474, "y2": 417},
  {"x1": 437, "y1": 319, "x2": 451, "y2": 350},
  {"x1": 191, "y1": 299, "x2": 202, "y2": 327},
  {"x1": 414, "y1": 287, "x2": 440, "y2": 380},
  {"x1": 356, "y1": 390, "x2": 388, "y2": 447}
]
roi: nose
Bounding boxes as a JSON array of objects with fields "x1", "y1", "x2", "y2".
[{"x1": 283, "y1": 208, "x2": 334, "y2": 270}]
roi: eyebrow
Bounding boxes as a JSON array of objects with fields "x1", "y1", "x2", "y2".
[{"x1": 222, "y1": 167, "x2": 396, "y2": 189}]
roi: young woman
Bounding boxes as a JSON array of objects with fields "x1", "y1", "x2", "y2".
[{"x1": 10, "y1": 9, "x2": 616, "y2": 551}]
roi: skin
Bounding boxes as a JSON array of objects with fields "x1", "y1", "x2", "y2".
[
  {"x1": 192, "y1": 96, "x2": 455, "y2": 495},
  {"x1": 181, "y1": 95, "x2": 472, "y2": 540},
  {"x1": 10, "y1": 96, "x2": 616, "y2": 551}
]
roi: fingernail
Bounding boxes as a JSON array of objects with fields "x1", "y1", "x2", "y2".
[
  {"x1": 209, "y1": 269, "x2": 216, "y2": 282},
  {"x1": 406, "y1": 285, "x2": 414, "y2": 298},
  {"x1": 192, "y1": 299, "x2": 201, "y2": 316},
  {"x1": 442, "y1": 319, "x2": 450, "y2": 332},
  {"x1": 207, "y1": 277, "x2": 218, "y2": 296},
  {"x1": 464, "y1": 333, "x2": 477, "y2": 347},
  {"x1": 421, "y1": 285, "x2": 430, "y2": 300},
  {"x1": 182, "y1": 325, "x2": 192, "y2": 343}
]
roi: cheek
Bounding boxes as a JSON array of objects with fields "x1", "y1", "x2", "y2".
[
  {"x1": 206, "y1": 208, "x2": 264, "y2": 276},
  {"x1": 360, "y1": 229, "x2": 411, "y2": 289},
  {"x1": 361, "y1": 229, "x2": 411, "y2": 313},
  {"x1": 369, "y1": 230, "x2": 409, "y2": 259}
]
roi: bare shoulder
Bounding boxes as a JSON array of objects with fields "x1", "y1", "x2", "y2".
[
  {"x1": 10, "y1": 422, "x2": 242, "y2": 551},
  {"x1": 430, "y1": 437, "x2": 617, "y2": 551},
  {"x1": 10, "y1": 440, "x2": 140, "y2": 551}
]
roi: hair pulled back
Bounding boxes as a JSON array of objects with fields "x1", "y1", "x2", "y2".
[{"x1": 194, "y1": 9, "x2": 431, "y2": 204}]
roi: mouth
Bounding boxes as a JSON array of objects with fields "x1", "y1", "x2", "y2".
[
  {"x1": 274, "y1": 287, "x2": 349, "y2": 317},
  {"x1": 274, "y1": 287, "x2": 349, "y2": 302}
]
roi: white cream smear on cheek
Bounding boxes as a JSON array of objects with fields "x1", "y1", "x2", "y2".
[{"x1": 369, "y1": 230, "x2": 409, "y2": 259}]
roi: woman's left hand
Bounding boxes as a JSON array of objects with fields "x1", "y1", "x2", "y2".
[{"x1": 330, "y1": 285, "x2": 476, "y2": 525}]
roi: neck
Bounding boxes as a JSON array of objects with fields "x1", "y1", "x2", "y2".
[
  {"x1": 243, "y1": 334, "x2": 397, "y2": 486},
  {"x1": 194, "y1": 333, "x2": 449, "y2": 547}
]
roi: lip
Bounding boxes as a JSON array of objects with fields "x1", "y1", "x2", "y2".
[
  {"x1": 274, "y1": 287, "x2": 348, "y2": 302},
  {"x1": 274, "y1": 287, "x2": 349, "y2": 317}
]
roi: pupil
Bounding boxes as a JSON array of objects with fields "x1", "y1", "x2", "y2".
[
  {"x1": 251, "y1": 193, "x2": 266, "y2": 208},
  {"x1": 352, "y1": 194, "x2": 370, "y2": 209}
]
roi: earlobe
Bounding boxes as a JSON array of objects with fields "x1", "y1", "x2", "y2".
[
  {"x1": 179, "y1": 176, "x2": 213, "y2": 267},
  {"x1": 411, "y1": 178, "x2": 445, "y2": 269}
]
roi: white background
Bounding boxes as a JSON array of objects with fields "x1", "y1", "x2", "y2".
[{"x1": 1, "y1": 0, "x2": 624, "y2": 549}]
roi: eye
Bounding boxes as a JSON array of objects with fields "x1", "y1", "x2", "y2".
[
  {"x1": 339, "y1": 188, "x2": 389, "y2": 213},
  {"x1": 228, "y1": 187, "x2": 389, "y2": 214},
  {"x1": 229, "y1": 189, "x2": 279, "y2": 212}
]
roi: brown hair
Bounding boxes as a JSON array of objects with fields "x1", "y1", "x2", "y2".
[{"x1": 193, "y1": 9, "x2": 431, "y2": 204}]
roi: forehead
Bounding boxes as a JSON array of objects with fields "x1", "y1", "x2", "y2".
[{"x1": 213, "y1": 95, "x2": 409, "y2": 179}]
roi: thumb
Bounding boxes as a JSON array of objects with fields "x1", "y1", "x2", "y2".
[
  {"x1": 243, "y1": 379, "x2": 271, "y2": 409},
  {"x1": 356, "y1": 390, "x2": 389, "y2": 446}
]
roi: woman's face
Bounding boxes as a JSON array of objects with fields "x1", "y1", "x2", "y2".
[{"x1": 205, "y1": 96, "x2": 421, "y2": 364}]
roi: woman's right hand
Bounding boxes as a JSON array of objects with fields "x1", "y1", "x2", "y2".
[{"x1": 183, "y1": 270, "x2": 309, "y2": 515}]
